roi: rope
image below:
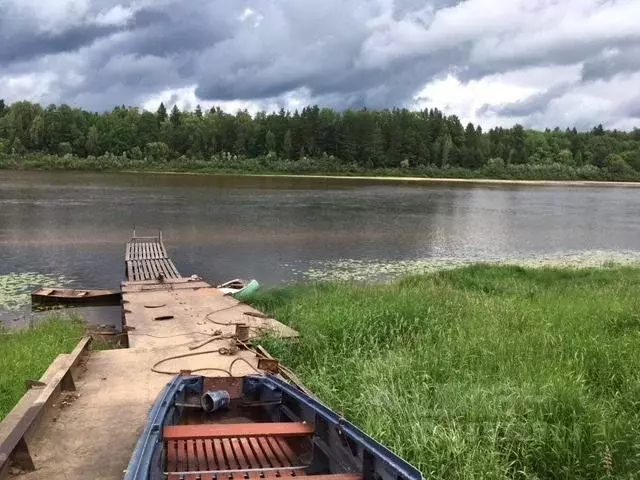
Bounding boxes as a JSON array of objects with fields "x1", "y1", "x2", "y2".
[
  {"x1": 151, "y1": 348, "x2": 262, "y2": 376},
  {"x1": 151, "y1": 347, "x2": 232, "y2": 375},
  {"x1": 188, "y1": 333, "x2": 230, "y2": 351},
  {"x1": 229, "y1": 357, "x2": 263, "y2": 375},
  {"x1": 145, "y1": 302, "x2": 276, "y2": 376},
  {"x1": 205, "y1": 307, "x2": 277, "y2": 335},
  {"x1": 204, "y1": 304, "x2": 244, "y2": 325}
]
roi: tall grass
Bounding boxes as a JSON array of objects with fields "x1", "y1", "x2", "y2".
[
  {"x1": 0, "y1": 316, "x2": 85, "y2": 420},
  {"x1": 249, "y1": 265, "x2": 640, "y2": 479}
]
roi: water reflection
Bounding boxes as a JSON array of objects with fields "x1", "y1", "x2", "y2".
[{"x1": 1, "y1": 171, "x2": 640, "y2": 324}]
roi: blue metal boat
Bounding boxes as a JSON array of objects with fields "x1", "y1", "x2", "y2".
[{"x1": 124, "y1": 374, "x2": 422, "y2": 480}]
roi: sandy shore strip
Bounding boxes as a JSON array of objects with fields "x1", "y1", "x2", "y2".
[{"x1": 121, "y1": 170, "x2": 640, "y2": 188}]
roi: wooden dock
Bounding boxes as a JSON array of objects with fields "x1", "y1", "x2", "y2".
[
  {"x1": 0, "y1": 234, "x2": 298, "y2": 480},
  {"x1": 125, "y1": 233, "x2": 181, "y2": 281}
]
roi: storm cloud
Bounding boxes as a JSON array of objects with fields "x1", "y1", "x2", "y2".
[{"x1": 1, "y1": 0, "x2": 640, "y2": 130}]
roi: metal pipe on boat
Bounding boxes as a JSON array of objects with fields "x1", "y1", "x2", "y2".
[{"x1": 201, "y1": 390, "x2": 230, "y2": 413}]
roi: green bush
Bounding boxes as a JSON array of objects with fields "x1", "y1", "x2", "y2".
[{"x1": 1, "y1": 152, "x2": 640, "y2": 182}]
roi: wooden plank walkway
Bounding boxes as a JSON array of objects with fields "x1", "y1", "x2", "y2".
[{"x1": 125, "y1": 236, "x2": 181, "y2": 282}]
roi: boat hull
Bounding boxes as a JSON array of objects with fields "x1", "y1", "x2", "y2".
[
  {"x1": 31, "y1": 288, "x2": 121, "y2": 306},
  {"x1": 124, "y1": 374, "x2": 422, "y2": 480}
]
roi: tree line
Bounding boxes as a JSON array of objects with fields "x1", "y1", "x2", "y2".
[{"x1": 1, "y1": 99, "x2": 639, "y2": 176}]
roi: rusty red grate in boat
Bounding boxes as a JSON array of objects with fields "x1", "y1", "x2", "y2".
[
  {"x1": 164, "y1": 423, "x2": 310, "y2": 480},
  {"x1": 166, "y1": 436, "x2": 303, "y2": 479},
  {"x1": 163, "y1": 423, "x2": 362, "y2": 480}
]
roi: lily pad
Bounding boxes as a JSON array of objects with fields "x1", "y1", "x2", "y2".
[
  {"x1": 0, "y1": 272, "x2": 72, "y2": 311},
  {"x1": 299, "y1": 250, "x2": 640, "y2": 283}
]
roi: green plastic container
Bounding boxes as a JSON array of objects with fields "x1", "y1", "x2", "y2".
[{"x1": 232, "y1": 279, "x2": 260, "y2": 301}]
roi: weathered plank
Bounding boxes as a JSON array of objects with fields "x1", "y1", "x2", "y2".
[
  {"x1": 166, "y1": 259, "x2": 180, "y2": 277},
  {"x1": 164, "y1": 423, "x2": 314, "y2": 441},
  {"x1": 148, "y1": 258, "x2": 159, "y2": 279},
  {"x1": 142, "y1": 259, "x2": 151, "y2": 279},
  {"x1": 0, "y1": 337, "x2": 91, "y2": 476},
  {"x1": 159, "y1": 260, "x2": 172, "y2": 279},
  {"x1": 140, "y1": 260, "x2": 149, "y2": 280}
]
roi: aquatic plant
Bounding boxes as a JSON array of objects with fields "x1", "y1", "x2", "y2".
[
  {"x1": 299, "y1": 250, "x2": 640, "y2": 282},
  {"x1": 0, "y1": 272, "x2": 71, "y2": 311}
]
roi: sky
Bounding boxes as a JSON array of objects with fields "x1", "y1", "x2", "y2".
[{"x1": 1, "y1": 0, "x2": 640, "y2": 130}]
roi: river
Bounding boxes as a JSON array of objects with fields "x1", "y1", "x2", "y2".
[{"x1": 1, "y1": 170, "x2": 639, "y2": 325}]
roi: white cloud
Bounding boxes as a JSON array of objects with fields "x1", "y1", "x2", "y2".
[
  {"x1": 239, "y1": 7, "x2": 254, "y2": 22},
  {"x1": 238, "y1": 7, "x2": 263, "y2": 27},
  {"x1": 141, "y1": 85, "x2": 315, "y2": 115},
  {"x1": 142, "y1": 85, "x2": 263, "y2": 114},
  {"x1": 414, "y1": 74, "x2": 536, "y2": 128},
  {"x1": 94, "y1": 5, "x2": 134, "y2": 27},
  {"x1": 413, "y1": 64, "x2": 583, "y2": 128},
  {"x1": 0, "y1": 73, "x2": 58, "y2": 104}
]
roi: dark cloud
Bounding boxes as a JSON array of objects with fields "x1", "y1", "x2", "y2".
[
  {"x1": 0, "y1": 21, "x2": 121, "y2": 65},
  {"x1": 41, "y1": 2, "x2": 238, "y2": 110},
  {"x1": 457, "y1": 38, "x2": 640, "y2": 84},
  {"x1": 616, "y1": 96, "x2": 640, "y2": 120},
  {"x1": 1, "y1": 0, "x2": 640, "y2": 128},
  {"x1": 479, "y1": 83, "x2": 574, "y2": 118},
  {"x1": 122, "y1": 4, "x2": 234, "y2": 58},
  {"x1": 581, "y1": 47, "x2": 640, "y2": 82}
]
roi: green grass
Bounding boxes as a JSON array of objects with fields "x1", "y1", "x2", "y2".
[
  {"x1": 248, "y1": 265, "x2": 640, "y2": 479},
  {"x1": 0, "y1": 316, "x2": 85, "y2": 420}
]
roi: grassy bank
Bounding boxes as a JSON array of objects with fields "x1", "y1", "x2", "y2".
[
  {"x1": 249, "y1": 265, "x2": 640, "y2": 479},
  {"x1": 0, "y1": 316, "x2": 85, "y2": 420},
  {"x1": 2, "y1": 152, "x2": 640, "y2": 183}
]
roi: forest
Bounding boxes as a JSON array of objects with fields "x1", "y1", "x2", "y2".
[{"x1": 1, "y1": 99, "x2": 640, "y2": 181}]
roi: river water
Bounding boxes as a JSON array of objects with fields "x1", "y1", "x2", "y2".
[{"x1": 1, "y1": 170, "x2": 640, "y2": 325}]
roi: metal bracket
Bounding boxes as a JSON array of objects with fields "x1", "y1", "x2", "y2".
[
  {"x1": 61, "y1": 371, "x2": 76, "y2": 392},
  {"x1": 257, "y1": 358, "x2": 280, "y2": 373},
  {"x1": 24, "y1": 380, "x2": 46, "y2": 391},
  {"x1": 10, "y1": 437, "x2": 35, "y2": 472}
]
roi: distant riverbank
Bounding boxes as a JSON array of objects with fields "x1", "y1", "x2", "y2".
[
  {"x1": 131, "y1": 170, "x2": 640, "y2": 188},
  {"x1": 3, "y1": 153, "x2": 640, "y2": 185}
]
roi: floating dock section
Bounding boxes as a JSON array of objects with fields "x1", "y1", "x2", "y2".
[{"x1": 125, "y1": 233, "x2": 181, "y2": 281}]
